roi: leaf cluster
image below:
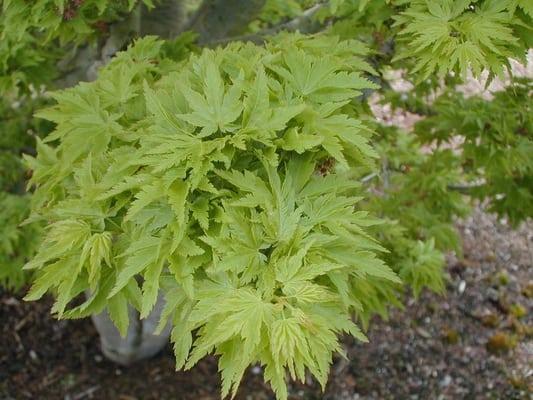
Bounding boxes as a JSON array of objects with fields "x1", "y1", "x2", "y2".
[
  {"x1": 316, "y1": 1, "x2": 531, "y2": 82},
  {"x1": 393, "y1": 0, "x2": 532, "y2": 79},
  {"x1": 414, "y1": 78, "x2": 533, "y2": 225},
  {"x1": 0, "y1": 0, "x2": 153, "y2": 94},
  {"x1": 24, "y1": 34, "x2": 400, "y2": 399},
  {"x1": 364, "y1": 125, "x2": 468, "y2": 299},
  {"x1": 0, "y1": 193, "x2": 42, "y2": 290},
  {"x1": 0, "y1": 93, "x2": 53, "y2": 291}
]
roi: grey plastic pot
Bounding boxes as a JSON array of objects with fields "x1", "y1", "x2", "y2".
[{"x1": 89, "y1": 293, "x2": 172, "y2": 365}]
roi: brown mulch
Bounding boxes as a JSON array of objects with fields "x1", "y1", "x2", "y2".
[{"x1": 1, "y1": 207, "x2": 532, "y2": 400}]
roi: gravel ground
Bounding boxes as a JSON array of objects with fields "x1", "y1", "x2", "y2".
[
  {"x1": 323, "y1": 207, "x2": 533, "y2": 400},
  {"x1": 1, "y1": 206, "x2": 531, "y2": 400}
]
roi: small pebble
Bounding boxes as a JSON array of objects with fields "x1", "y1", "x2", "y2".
[
  {"x1": 29, "y1": 350, "x2": 38, "y2": 361},
  {"x1": 440, "y1": 375, "x2": 452, "y2": 387},
  {"x1": 416, "y1": 327, "x2": 431, "y2": 339},
  {"x1": 487, "y1": 287, "x2": 499, "y2": 301}
]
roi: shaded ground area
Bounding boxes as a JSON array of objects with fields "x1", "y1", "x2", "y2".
[{"x1": 1, "y1": 207, "x2": 531, "y2": 400}]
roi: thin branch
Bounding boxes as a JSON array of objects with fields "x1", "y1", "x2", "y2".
[
  {"x1": 202, "y1": 1, "x2": 327, "y2": 46},
  {"x1": 360, "y1": 172, "x2": 379, "y2": 184},
  {"x1": 185, "y1": 0, "x2": 267, "y2": 44},
  {"x1": 261, "y1": 2, "x2": 326, "y2": 35},
  {"x1": 56, "y1": 6, "x2": 142, "y2": 87},
  {"x1": 360, "y1": 169, "x2": 486, "y2": 196},
  {"x1": 140, "y1": 0, "x2": 184, "y2": 38},
  {"x1": 447, "y1": 182, "x2": 485, "y2": 193},
  {"x1": 72, "y1": 385, "x2": 100, "y2": 400},
  {"x1": 57, "y1": 0, "x2": 184, "y2": 87},
  {"x1": 381, "y1": 158, "x2": 390, "y2": 190}
]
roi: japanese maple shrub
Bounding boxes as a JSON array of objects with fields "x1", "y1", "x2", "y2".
[{"x1": 24, "y1": 35, "x2": 395, "y2": 398}]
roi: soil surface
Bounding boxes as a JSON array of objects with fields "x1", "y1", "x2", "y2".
[{"x1": 1, "y1": 206, "x2": 531, "y2": 400}]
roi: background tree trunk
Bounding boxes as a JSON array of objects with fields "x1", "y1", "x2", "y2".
[
  {"x1": 185, "y1": 0, "x2": 266, "y2": 43},
  {"x1": 90, "y1": 294, "x2": 172, "y2": 365}
]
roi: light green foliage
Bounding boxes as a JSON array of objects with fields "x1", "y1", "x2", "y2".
[
  {"x1": 0, "y1": 0, "x2": 119, "y2": 291},
  {"x1": 398, "y1": 238, "x2": 445, "y2": 298},
  {"x1": 414, "y1": 78, "x2": 533, "y2": 225},
  {"x1": 0, "y1": 94, "x2": 52, "y2": 291},
  {"x1": 0, "y1": 193, "x2": 42, "y2": 290},
  {"x1": 323, "y1": 0, "x2": 396, "y2": 38},
  {"x1": 252, "y1": 0, "x2": 307, "y2": 28},
  {"x1": 0, "y1": 0, "x2": 153, "y2": 94},
  {"x1": 393, "y1": 0, "x2": 532, "y2": 79},
  {"x1": 364, "y1": 125, "x2": 468, "y2": 300},
  {"x1": 25, "y1": 35, "x2": 397, "y2": 398},
  {"x1": 0, "y1": 0, "x2": 185, "y2": 294},
  {"x1": 317, "y1": 0, "x2": 531, "y2": 303},
  {"x1": 319, "y1": 1, "x2": 532, "y2": 81},
  {"x1": 376, "y1": 127, "x2": 469, "y2": 252}
]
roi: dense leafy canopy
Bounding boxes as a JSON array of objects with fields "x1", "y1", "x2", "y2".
[
  {"x1": 414, "y1": 79, "x2": 533, "y2": 224},
  {"x1": 24, "y1": 35, "x2": 391, "y2": 398},
  {"x1": 0, "y1": 0, "x2": 155, "y2": 93},
  {"x1": 393, "y1": 0, "x2": 532, "y2": 79}
]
